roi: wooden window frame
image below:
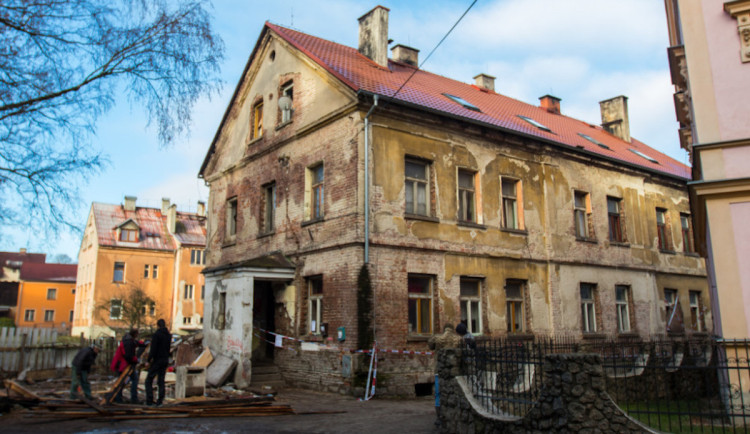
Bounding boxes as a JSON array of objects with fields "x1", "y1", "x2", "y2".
[
  {"x1": 263, "y1": 182, "x2": 276, "y2": 233},
  {"x1": 307, "y1": 276, "x2": 323, "y2": 335},
  {"x1": 580, "y1": 283, "x2": 597, "y2": 333},
  {"x1": 252, "y1": 100, "x2": 264, "y2": 139},
  {"x1": 689, "y1": 290, "x2": 704, "y2": 332},
  {"x1": 226, "y1": 197, "x2": 238, "y2": 239},
  {"x1": 681, "y1": 213, "x2": 694, "y2": 253},
  {"x1": 407, "y1": 274, "x2": 433, "y2": 335},
  {"x1": 615, "y1": 285, "x2": 631, "y2": 333},
  {"x1": 305, "y1": 164, "x2": 325, "y2": 221},
  {"x1": 607, "y1": 197, "x2": 625, "y2": 242},
  {"x1": 113, "y1": 262, "x2": 125, "y2": 283},
  {"x1": 656, "y1": 208, "x2": 671, "y2": 250},
  {"x1": 501, "y1": 177, "x2": 523, "y2": 230},
  {"x1": 574, "y1": 191, "x2": 592, "y2": 239},
  {"x1": 505, "y1": 280, "x2": 526, "y2": 333}
]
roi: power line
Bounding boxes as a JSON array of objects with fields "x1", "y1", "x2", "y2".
[{"x1": 385, "y1": 0, "x2": 479, "y2": 104}]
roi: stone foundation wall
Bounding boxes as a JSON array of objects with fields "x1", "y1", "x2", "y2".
[
  {"x1": 274, "y1": 342, "x2": 435, "y2": 397},
  {"x1": 436, "y1": 349, "x2": 656, "y2": 433}
]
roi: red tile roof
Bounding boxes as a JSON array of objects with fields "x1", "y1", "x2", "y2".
[
  {"x1": 20, "y1": 262, "x2": 77, "y2": 283},
  {"x1": 0, "y1": 251, "x2": 46, "y2": 269},
  {"x1": 266, "y1": 23, "x2": 689, "y2": 180},
  {"x1": 92, "y1": 203, "x2": 206, "y2": 250}
]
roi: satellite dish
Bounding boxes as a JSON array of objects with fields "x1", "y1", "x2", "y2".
[{"x1": 278, "y1": 96, "x2": 292, "y2": 111}]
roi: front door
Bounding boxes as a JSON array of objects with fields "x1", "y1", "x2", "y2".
[{"x1": 252, "y1": 280, "x2": 275, "y2": 361}]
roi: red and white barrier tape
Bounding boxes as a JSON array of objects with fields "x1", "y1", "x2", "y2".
[{"x1": 253, "y1": 326, "x2": 433, "y2": 356}]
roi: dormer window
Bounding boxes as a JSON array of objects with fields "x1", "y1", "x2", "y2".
[
  {"x1": 443, "y1": 93, "x2": 481, "y2": 112},
  {"x1": 119, "y1": 228, "x2": 138, "y2": 242},
  {"x1": 517, "y1": 115, "x2": 551, "y2": 132}
]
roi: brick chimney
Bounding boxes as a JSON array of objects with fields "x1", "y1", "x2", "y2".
[
  {"x1": 124, "y1": 195, "x2": 137, "y2": 212},
  {"x1": 539, "y1": 95, "x2": 561, "y2": 114},
  {"x1": 197, "y1": 201, "x2": 206, "y2": 217},
  {"x1": 358, "y1": 6, "x2": 390, "y2": 67},
  {"x1": 391, "y1": 44, "x2": 418, "y2": 66},
  {"x1": 599, "y1": 96, "x2": 631, "y2": 143},
  {"x1": 167, "y1": 204, "x2": 177, "y2": 234},
  {"x1": 474, "y1": 73, "x2": 496, "y2": 92}
]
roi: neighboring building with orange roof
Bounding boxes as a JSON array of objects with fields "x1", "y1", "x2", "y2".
[
  {"x1": 198, "y1": 7, "x2": 708, "y2": 393},
  {"x1": 1, "y1": 249, "x2": 49, "y2": 322},
  {"x1": 15, "y1": 262, "x2": 77, "y2": 330},
  {"x1": 73, "y1": 196, "x2": 206, "y2": 338}
]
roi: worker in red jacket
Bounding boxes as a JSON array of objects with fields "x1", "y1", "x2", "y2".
[{"x1": 111, "y1": 329, "x2": 146, "y2": 403}]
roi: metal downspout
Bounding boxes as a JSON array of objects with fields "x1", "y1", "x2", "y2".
[{"x1": 364, "y1": 95, "x2": 378, "y2": 264}]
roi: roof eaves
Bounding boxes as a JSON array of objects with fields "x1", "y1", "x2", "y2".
[{"x1": 357, "y1": 90, "x2": 689, "y2": 182}]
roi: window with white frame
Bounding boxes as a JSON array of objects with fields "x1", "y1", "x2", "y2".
[
  {"x1": 280, "y1": 81, "x2": 293, "y2": 123},
  {"x1": 457, "y1": 169, "x2": 477, "y2": 223},
  {"x1": 580, "y1": 283, "x2": 597, "y2": 333},
  {"x1": 689, "y1": 290, "x2": 703, "y2": 332},
  {"x1": 501, "y1": 178, "x2": 522, "y2": 230},
  {"x1": 190, "y1": 249, "x2": 206, "y2": 265},
  {"x1": 664, "y1": 288, "x2": 679, "y2": 330},
  {"x1": 24, "y1": 309, "x2": 35, "y2": 322},
  {"x1": 144, "y1": 264, "x2": 150, "y2": 278},
  {"x1": 405, "y1": 158, "x2": 430, "y2": 216},
  {"x1": 184, "y1": 284, "x2": 194, "y2": 300},
  {"x1": 152, "y1": 264, "x2": 158, "y2": 279},
  {"x1": 110, "y1": 299, "x2": 122, "y2": 319},
  {"x1": 460, "y1": 278, "x2": 482, "y2": 335},
  {"x1": 308, "y1": 276, "x2": 323, "y2": 334},
  {"x1": 615, "y1": 285, "x2": 631, "y2": 333},
  {"x1": 47, "y1": 288, "x2": 56, "y2": 300},
  {"x1": 44, "y1": 309, "x2": 54, "y2": 322},
  {"x1": 506, "y1": 280, "x2": 525, "y2": 333},
  {"x1": 407, "y1": 274, "x2": 433, "y2": 335},
  {"x1": 113, "y1": 262, "x2": 125, "y2": 283}
]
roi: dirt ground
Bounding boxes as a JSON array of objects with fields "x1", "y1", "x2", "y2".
[{"x1": 0, "y1": 387, "x2": 439, "y2": 433}]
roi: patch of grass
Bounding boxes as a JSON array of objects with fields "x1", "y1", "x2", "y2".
[{"x1": 620, "y1": 399, "x2": 747, "y2": 433}]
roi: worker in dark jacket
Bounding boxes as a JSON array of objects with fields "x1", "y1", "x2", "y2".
[
  {"x1": 145, "y1": 319, "x2": 172, "y2": 406},
  {"x1": 70, "y1": 343, "x2": 101, "y2": 399}
]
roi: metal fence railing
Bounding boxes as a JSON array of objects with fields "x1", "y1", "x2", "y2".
[{"x1": 461, "y1": 335, "x2": 750, "y2": 433}]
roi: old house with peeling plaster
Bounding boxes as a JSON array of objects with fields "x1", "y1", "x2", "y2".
[{"x1": 199, "y1": 6, "x2": 708, "y2": 394}]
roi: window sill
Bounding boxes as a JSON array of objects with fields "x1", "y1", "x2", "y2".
[
  {"x1": 501, "y1": 227, "x2": 528, "y2": 235},
  {"x1": 275, "y1": 120, "x2": 292, "y2": 131},
  {"x1": 609, "y1": 241, "x2": 630, "y2": 248},
  {"x1": 581, "y1": 332, "x2": 607, "y2": 340},
  {"x1": 222, "y1": 239, "x2": 236, "y2": 248},
  {"x1": 616, "y1": 332, "x2": 639, "y2": 339},
  {"x1": 247, "y1": 136, "x2": 263, "y2": 146},
  {"x1": 258, "y1": 230, "x2": 275, "y2": 239},
  {"x1": 405, "y1": 213, "x2": 439, "y2": 223},
  {"x1": 113, "y1": 281, "x2": 124, "y2": 284},
  {"x1": 306, "y1": 334, "x2": 324, "y2": 342},
  {"x1": 575, "y1": 237, "x2": 598, "y2": 244},
  {"x1": 506, "y1": 333, "x2": 534, "y2": 341},
  {"x1": 659, "y1": 249, "x2": 676, "y2": 255},
  {"x1": 457, "y1": 221, "x2": 486, "y2": 230},
  {"x1": 407, "y1": 335, "x2": 431, "y2": 342},
  {"x1": 301, "y1": 217, "x2": 324, "y2": 227},
  {"x1": 684, "y1": 252, "x2": 701, "y2": 258}
]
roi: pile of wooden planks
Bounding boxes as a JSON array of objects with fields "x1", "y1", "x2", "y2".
[{"x1": 24, "y1": 396, "x2": 295, "y2": 420}]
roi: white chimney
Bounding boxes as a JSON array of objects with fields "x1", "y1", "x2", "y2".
[
  {"x1": 600, "y1": 96, "x2": 631, "y2": 143},
  {"x1": 358, "y1": 6, "x2": 390, "y2": 67},
  {"x1": 161, "y1": 198, "x2": 170, "y2": 215},
  {"x1": 167, "y1": 204, "x2": 177, "y2": 234},
  {"x1": 391, "y1": 44, "x2": 419, "y2": 66},
  {"x1": 474, "y1": 73, "x2": 496, "y2": 92},
  {"x1": 197, "y1": 201, "x2": 206, "y2": 217},
  {"x1": 123, "y1": 196, "x2": 137, "y2": 212}
]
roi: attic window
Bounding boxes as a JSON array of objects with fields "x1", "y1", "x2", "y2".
[
  {"x1": 443, "y1": 93, "x2": 481, "y2": 112},
  {"x1": 517, "y1": 115, "x2": 551, "y2": 132},
  {"x1": 629, "y1": 148, "x2": 659, "y2": 164},
  {"x1": 578, "y1": 133, "x2": 611, "y2": 150},
  {"x1": 119, "y1": 228, "x2": 138, "y2": 242}
]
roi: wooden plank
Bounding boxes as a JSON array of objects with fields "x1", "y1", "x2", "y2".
[
  {"x1": 4, "y1": 379, "x2": 41, "y2": 400},
  {"x1": 192, "y1": 348, "x2": 213, "y2": 368},
  {"x1": 101, "y1": 364, "x2": 135, "y2": 405}
]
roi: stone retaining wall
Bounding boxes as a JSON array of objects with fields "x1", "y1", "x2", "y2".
[{"x1": 436, "y1": 349, "x2": 656, "y2": 433}]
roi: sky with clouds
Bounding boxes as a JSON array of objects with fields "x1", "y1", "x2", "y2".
[{"x1": 4, "y1": 0, "x2": 685, "y2": 260}]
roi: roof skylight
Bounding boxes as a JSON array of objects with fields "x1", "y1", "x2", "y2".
[
  {"x1": 443, "y1": 93, "x2": 481, "y2": 112},
  {"x1": 578, "y1": 133, "x2": 611, "y2": 150},
  {"x1": 517, "y1": 115, "x2": 551, "y2": 132},
  {"x1": 629, "y1": 148, "x2": 659, "y2": 164}
]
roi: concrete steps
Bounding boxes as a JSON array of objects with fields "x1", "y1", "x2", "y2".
[{"x1": 250, "y1": 362, "x2": 285, "y2": 391}]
